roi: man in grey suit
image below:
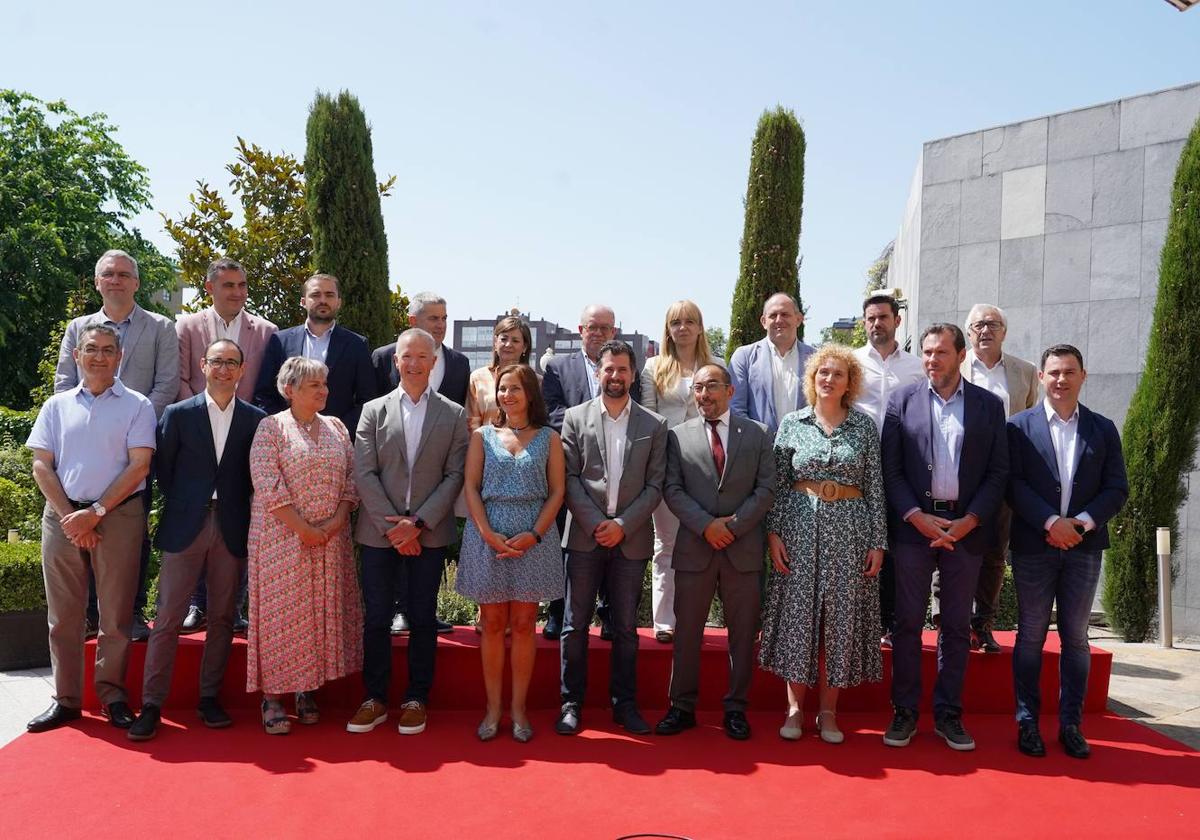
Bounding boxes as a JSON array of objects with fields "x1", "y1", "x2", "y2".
[
  {"x1": 654, "y1": 364, "x2": 775, "y2": 740},
  {"x1": 348, "y1": 328, "x2": 469, "y2": 737},
  {"x1": 556, "y1": 340, "x2": 667, "y2": 736},
  {"x1": 55, "y1": 249, "x2": 180, "y2": 641}
]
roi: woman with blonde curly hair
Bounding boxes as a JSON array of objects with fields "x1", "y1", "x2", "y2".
[{"x1": 758, "y1": 344, "x2": 888, "y2": 744}]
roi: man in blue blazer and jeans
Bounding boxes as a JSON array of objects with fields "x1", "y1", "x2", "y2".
[
  {"x1": 881, "y1": 323, "x2": 1008, "y2": 752},
  {"x1": 1007, "y1": 344, "x2": 1127, "y2": 759},
  {"x1": 129, "y1": 338, "x2": 267, "y2": 740}
]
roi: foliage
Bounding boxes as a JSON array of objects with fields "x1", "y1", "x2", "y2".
[
  {"x1": 865, "y1": 241, "x2": 893, "y2": 296},
  {"x1": 0, "y1": 541, "x2": 45, "y2": 612},
  {"x1": 705, "y1": 326, "x2": 727, "y2": 360},
  {"x1": 727, "y1": 107, "x2": 806, "y2": 359},
  {"x1": 819, "y1": 322, "x2": 866, "y2": 348},
  {"x1": 0, "y1": 407, "x2": 35, "y2": 448},
  {"x1": 305, "y1": 91, "x2": 396, "y2": 348},
  {"x1": 390, "y1": 288, "x2": 411, "y2": 339},
  {"x1": 1103, "y1": 115, "x2": 1200, "y2": 641},
  {"x1": 0, "y1": 446, "x2": 42, "y2": 540},
  {"x1": 0, "y1": 90, "x2": 175, "y2": 410}
]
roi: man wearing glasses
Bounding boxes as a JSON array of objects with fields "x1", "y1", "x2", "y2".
[{"x1": 128, "y1": 339, "x2": 267, "y2": 740}]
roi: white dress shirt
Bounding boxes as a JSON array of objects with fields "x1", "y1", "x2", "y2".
[
  {"x1": 583, "y1": 353, "x2": 601, "y2": 399},
  {"x1": 853, "y1": 342, "x2": 926, "y2": 436},
  {"x1": 705, "y1": 409, "x2": 731, "y2": 481},
  {"x1": 304, "y1": 322, "x2": 334, "y2": 362},
  {"x1": 769, "y1": 340, "x2": 800, "y2": 426},
  {"x1": 399, "y1": 386, "x2": 434, "y2": 510},
  {"x1": 1044, "y1": 400, "x2": 1095, "y2": 532},
  {"x1": 968, "y1": 351, "x2": 1010, "y2": 418},
  {"x1": 430, "y1": 345, "x2": 446, "y2": 393},
  {"x1": 601, "y1": 398, "x2": 631, "y2": 516},
  {"x1": 204, "y1": 390, "x2": 236, "y2": 498},
  {"x1": 929, "y1": 379, "x2": 965, "y2": 502},
  {"x1": 212, "y1": 308, "x2": 243, "y2": 345}
]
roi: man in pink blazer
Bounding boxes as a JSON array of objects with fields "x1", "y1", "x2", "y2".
[{"x1": 176, "y1": 258, "x2": 277, "y2": 404}]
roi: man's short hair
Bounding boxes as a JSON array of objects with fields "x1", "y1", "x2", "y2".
[
  {"x1": 204, "y1": 338, "x2": 244, "y2": 364},
  {"x1": 696, "y1": 363, "x2": 731, "y2": 385},
  {"x1": 862, "y1": 293, "x2": 900, "y2": 317},
  {"x1": 762, "y1": 292, "x2": 801, "y2": 316},
  {"x1": 408, "y1": 292, "x2": 447, "y2": 318},
  {"x1": 1040, "y1": 343, "x2": 1085, "y2": 371},
  {"x1": 79, "y1": 323, "x2": 121, "y2": 350},
  {"x1": 920, "y1": 323, "x2": 966, "y2": 353},
  {"x1": 206, "y1": 257, "x2": 246, "y2": 283},
  {"x1": 579, "y1": 303, "x2": 616, "y2": 325},
  {"x1": 396, "y1": 327, "x2": 437, "y2": 354},
  {"x1": 94, "y1": 249, "x2": 140, "y2": 280},
  {"x1": 303, "y1": 273, "x2": 340, "y2": 295},
  {"x1": 965, "y1": 303, "x2": 1006, "y2": 331},
  {"x1": 598, "y1": 339, "x2": 637, "y2": 371}
]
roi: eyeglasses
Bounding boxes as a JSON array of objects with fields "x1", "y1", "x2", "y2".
[
  {"x1": 204, "y1": 358, "x2": 242, "y2": 370},
  {"x1": 80, "y1": 346, "x2": 118, "y2": 357},
  {"x1": 970, "y1": 320, "x2": 1004, "y2": 333},
  {"x1": 691, "y1": 382, "x2": 728, "y2": 394},
  {"x1": 582, "y1": 324, "x2": 614, "y2": 335}
]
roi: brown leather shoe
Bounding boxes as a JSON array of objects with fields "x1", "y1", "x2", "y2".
[
  {"x1": 397, "y1": 700, "x2": 427, "y2": 735},
  {"x1": 346, "y1": 699, "x2": 388, "y2": 733}
]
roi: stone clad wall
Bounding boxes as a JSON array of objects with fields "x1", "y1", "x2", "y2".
[{"x1": 888, "y1": 81, "x2": 1200, "y2": 639}]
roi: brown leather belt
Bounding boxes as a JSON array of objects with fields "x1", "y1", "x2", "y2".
[{"x1": 793, "y1": 480, "x2": 863, "y2": 502}]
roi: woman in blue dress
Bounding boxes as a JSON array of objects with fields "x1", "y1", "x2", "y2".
[{"x1": 456, "y1": 363, "x2": 565, "y2": 742}]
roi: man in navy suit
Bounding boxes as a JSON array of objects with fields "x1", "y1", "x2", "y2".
[
  {"x1": 129, "y1": 338, "x2": 267, "y2": 740},
  {"x1": 728, "y1": 293, "x2": 815, "y2": 437},
  {"x1": 254, "y1": 273, "x2": 376, "y2": 431},
  {"x1": 881, "y1": 323, "x2": 1008, "y2": 752},
  {"x1": 1007, "y1": 344, "x2": 1127, "y2": 760}
]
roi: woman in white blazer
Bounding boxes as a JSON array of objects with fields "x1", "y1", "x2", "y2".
[{"x1": 639, "y1": 300, "x2": 723, "y2": 642}]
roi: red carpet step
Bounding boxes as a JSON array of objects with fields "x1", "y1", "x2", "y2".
[{"x1": 83, "y1": 629, "x2": 1110, "y2": 715}]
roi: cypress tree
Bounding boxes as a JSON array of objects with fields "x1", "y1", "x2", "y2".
[
  {"x1": 1102, "y1": 115, "x2": 1200, "y2": 641},
  {"x1": 304, "y1": 90, "x2": 392, "y2": 348},
  {"x1": 727, "y1": 107, "x2": 806, "y2": 359}
]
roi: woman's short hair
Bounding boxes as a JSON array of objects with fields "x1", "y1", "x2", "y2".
[
  {"x1": 491, "y1": 316, "x2": 533, "y2": 369},
  {"x1": 276, "y1": 356, "x2": 328, "y2": 401},
  {"x1": 802, "y1": 344, "x2": 863, "y2": 409},
  {"x1": 493, "y1": 363, "x2": 549, "y2": 429}
]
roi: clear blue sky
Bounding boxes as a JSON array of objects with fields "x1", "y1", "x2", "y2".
[{"x1": 4, "y1": 1, "x2": 1196, "y2": 342}]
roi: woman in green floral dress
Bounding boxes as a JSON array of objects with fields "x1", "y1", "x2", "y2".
[{"x1": 758, "y1": 344, "x2": 888, "y2": 744}]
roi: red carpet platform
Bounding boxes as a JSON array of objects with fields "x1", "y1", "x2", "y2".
[
  {"x1": 1, "y1": 710, "x2": 1195, "y2": 839},
  {"x1": 83, "y1": 629, "x2": 1110, "y2": 715}
]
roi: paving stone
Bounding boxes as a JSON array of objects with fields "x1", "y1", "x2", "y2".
[
  {"x1": 1043, "y1": 230, "x2": 1091, "y2": 304},
  {"x1": 1090, "y1": 223, "x2": 1141, "y2": 300},
  {"x1": 1119, "y1": 83, "x2": 1200, "y2": 149},
  {"x1": 1000, "y1": 165, "x2": 1046, "y2": 240},
  {"x1": 1048, "y1": 102, "x2": 1120, "y2": 161},
  {"x1": 923, "y1": 132, "x2": 983, "y2": 185},
  {"x1": 956, "y1": 241, "x2": 999, "y2": 311},
  {"x1": 1045, "y1": 157, "x2": 1093, "y2": 233},
  {"x1": 982, "y1": 118, "x2": 1047, "y2": 175},
  {"x1": 1143, "y1": 140, "x2": 1186, "y2": 222},
  {"x1": 1092, "y1": 149, "x2": 1145, "y2": 228},
  {"x1": 958, "y1": 174, "x2": 1002, "y2": 244},
  {"x1": 921, "y1": 180, "x2": 961, "y2": 249}
]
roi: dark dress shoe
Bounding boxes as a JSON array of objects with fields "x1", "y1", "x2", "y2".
[
  {"x1": 104, "y1": 701, "x2": 136, "y2": 729},
  {"x1": 555, "y1": 702, "x2": 582, "y2": 735},
  {"x1": 1059, "y1": 724, "x2": 1091, "y2": 759},
  {"x1": 599, "y1": 618, "x2": 614, "y2": 642},
  {"x1": 1017, "y1": 723, "x2": 1046, "y2": 757},
  {"x1": 130, "y1": 615, "x2": 151, "y2": 643},
  {"x1": 180, "y1": 605, "x2": 206, "y2": 634},
  {"x1": 27, "y1": 702, "x2": 82, "y2": 733},
  {"x1": 655, "y1": 707, "x2": 697, "y2": 735},
  {"x1": 232, "y1": 611, "x2": 249, "y2": 635},
  {"x1": 197, "y1": 696, "x2": 233, "y2": 728},
  {"x1": 723, "y1": 711, "x2": 752, "y2": 741},
  {"x1": 613, "y1": 705, "x2": 651, "y2": 735},
  {"x1": 128, "y1": 705, "x2": 161, "y2": 741},
  {"x1": 972, "y1": 628, "x2": 1002, "y2": 653},
  {"x1": 435, "y1": 618, "x2": 454, "y2": 635},
  {"x1": 542, "y1": 614, "x2": 562, "y2": 640}
]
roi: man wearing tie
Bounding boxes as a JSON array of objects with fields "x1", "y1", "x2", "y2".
[
  {"x1": 655, "y1": 364, "x2": 775, "y2": 740},
  {"x1": 729, "y1": 292, "x2": 815, "y2": 437},
  {"x1": 881, "y1": 323, "x2": 1008, "y2": 752},
  {"x1": 1007, "y1": 344, "x2": 1128, "y2": 759}
]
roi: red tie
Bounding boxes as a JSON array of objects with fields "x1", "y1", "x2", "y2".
[{"x1": 707, "y1": 419, "x2": 725, "y2": 478}]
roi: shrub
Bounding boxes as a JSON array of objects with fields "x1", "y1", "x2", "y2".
[
  {"x1": 0, "y1": 446, "x2": 42, "y2": 539},
  {"x1": 0, "y1": 541, "x2": 45, "y2": 612},
  {"x1": 0, "y1": 407, "x2": 35, "y2": 447}
]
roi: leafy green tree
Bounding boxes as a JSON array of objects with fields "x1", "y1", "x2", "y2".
[
  {"x1": 305, "y1": 91, "x2": 396, "y2": 348},
  {"x1": 705, "y1": 326, "x2": 727, "y2": 359},
  {"x1": 0, "y1": 90, "x2": 174, "y2": 409},
  {"x1": 727, "y1": 107, "x2": 806, "y2": 358},
  {"x1": 1103, "y1": 116, "x2": 1200, "y2": 641}
]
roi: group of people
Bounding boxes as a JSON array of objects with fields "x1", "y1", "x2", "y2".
[{"x1": 24, "y1": 249, "x2": 1128, "y2": 762}]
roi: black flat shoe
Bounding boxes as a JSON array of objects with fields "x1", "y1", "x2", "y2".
[
  {"x1": 197, "y1": 697, "x2": 233, "y2": 729},
  {"x1": 542, "y1": 615, "x2": 562, "y2": 640},
  {"x1": 128, "y1": 705, "x2": 161, "y2": 741},
  {"x1": 1059, "y1": 724, "x2": 1091, "y2": 759},
  {"x1": 613, "y1": 705, "x2": 651, "y2": 735},
  {"x1": 27, "y1": 702, "x2": 82, "y2": 733},
  {"x1": 972, "y1": 628, "x2": 1002, "y2": 654},
  {"x1": 599, "y1": 619, "x2": 614, "y2": 642},
  {"x1": 104, "y1": 701, "x2": 135, "y2": 729},
  {"x1": 654, "y1": 707, "x2": 696, "y2": 736},
  {"x1": 1017, "y1": 723, "x2": 1046, "y2": 757},
  {"x1": 723, "y1": 710, "x2": 752, "y2": 741}
]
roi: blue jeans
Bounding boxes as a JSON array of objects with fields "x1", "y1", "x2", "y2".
[
  {"x1": 360, "y1": 544, "x2": 446, "y2": 704},
  {"x1": 1012, "y1": 549, "x2": 1101, "y2": 727},
  {"x1": 559, "y1": 547, "x2": 647, "y2": 709}
]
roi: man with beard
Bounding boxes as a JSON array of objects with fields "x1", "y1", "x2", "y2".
[
  {"x1": 556, "y1": 340, "x2": 667, "y2": 736},
  {"x1": 254, "y1": 274, "x2": 376, "y2": 431}
]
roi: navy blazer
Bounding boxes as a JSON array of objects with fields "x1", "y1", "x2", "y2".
[
  {"x1": 542, "y1": 350, "x2": 643, "y2": 433},
  {"x1": 881, "y1": 378, "x2": 1009, "y2": 554},
  {"x1": 1006, "y1": 401, "x2": 1128, "y2": 554},
  {"x1": 155, "y1": 394, "x2": 267, "y2": 558},
  {"x1": 253, "y1": 324, "x2": 377, "y2": 431},
  {"x1": 369, "y1": 342, "x2": 470, "y2": 407}
]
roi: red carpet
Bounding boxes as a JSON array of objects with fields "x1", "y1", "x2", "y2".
[
  {"x1": 82, "y1": 629, "x2": 1111, "y2": 714},
  {"x1": 1, "y1": 710, "x2": 1195, "y2": 839}
]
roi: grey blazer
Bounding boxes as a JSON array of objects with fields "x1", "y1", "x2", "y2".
[
  {"x1": 561, "y1": 398, "x2": 668, "y2": 559},
  {"x1": 664, "y1": 415, "x2": 776, "y2": 573},
  {"x1": 55, "y1": 305, "x2": 180, "y2": 417},
  {"x1": 353, "y1": 388, "x2": 469, "y2": 549}
]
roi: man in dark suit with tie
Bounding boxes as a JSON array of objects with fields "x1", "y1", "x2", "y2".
[
  {"x1": 1007, "y1": 344, "x2": 1128, "y2": 760},
  {"x1": 254, "y1": 273, "x2": 376, "y2": 431},
  {"x1": 881, "y1": 323, "x2": 1008, "y2": 752},
  {"x1": 129, "y1": 338, "x2": 267, "y2": 740},
  {"x1": 655, "y1": 364, "x2": 775, "y2": 740}
]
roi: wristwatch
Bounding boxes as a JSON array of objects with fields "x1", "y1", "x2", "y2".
[
  {"x1": 90, "y1": 502, "x2": 107, "y2": 518},
  {"x1": 411, "y1": 516, "x2": 426, "y2": 530},
  {"x1": 531, "y1": 529, "x2": 543, "y2": 544}
]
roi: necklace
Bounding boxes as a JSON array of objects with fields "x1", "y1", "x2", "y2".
[
  {"x1": 292, "y1": 412, "x2": 317, "y2": 433},
  {"x1": 509, "y1": 423, "x2": 530, "y2": 433}
]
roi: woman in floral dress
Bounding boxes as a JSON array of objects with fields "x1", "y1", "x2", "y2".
[
  {"x1": 758, "y1": 344, "x2": 887, "y2": 744},
  {"x1": 246, "y1": 357, "x2": 362, "y2": 735}
]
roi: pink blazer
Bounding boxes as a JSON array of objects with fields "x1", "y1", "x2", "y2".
[{"x1": 176, "y1": 308, "x2": 278, "y2": 403}]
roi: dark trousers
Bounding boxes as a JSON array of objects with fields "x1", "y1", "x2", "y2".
[
  {"x1": 1012, "y1": 549, "x2": 1102, "y2": 728},
  {"x1": 361, "y1": 544, "x2": 446, "y2": 704},
  {"x1": 669, "y1": 553, "x2": 760, "y2": 713},
  {"x1": 879, "y1": 550, "x2": 896, "y2": 633},
  {"x1": 548, "y1": 505, "x2": 611, "y2": 625},
  {"x1": 559, "y1": 546, "x2": 647, "y2": 708},
  {"x1": 891, "y1": 542, "x2": 982, "y2": 719},
  {"x1": 930, "y1": 503, "x2": 1012, "y2": 631}
]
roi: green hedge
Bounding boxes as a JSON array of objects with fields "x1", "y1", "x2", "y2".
[
  {"x1": 0, "y1": 406, "x2": 36, "y2": 448},
  {"x1": 0, "y1": 446, "x2": 41, "y2": 540},
  {"x1": 0, "y1": 541, "x2": 45, "y2": 612}
]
